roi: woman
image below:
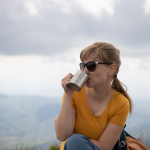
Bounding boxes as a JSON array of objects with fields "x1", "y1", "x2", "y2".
[{"x1": 55, "y1": 42, "x2": 133, "y2": 150}]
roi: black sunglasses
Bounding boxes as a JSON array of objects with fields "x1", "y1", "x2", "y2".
[{"x1": 79, "y1": 61, "x2": 112, "y2": 72}]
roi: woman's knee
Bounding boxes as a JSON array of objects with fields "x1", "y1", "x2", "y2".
[
  {"x1": 64, "y1": 134, "x2": 91, "y2": 150},
  {"x1": 68, "y1": 134, "x2": 87, "y2": 144}
]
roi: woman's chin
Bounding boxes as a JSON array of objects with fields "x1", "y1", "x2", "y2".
[{"x1": 85, "y1": 82, "x2": 92, "y2": 88}]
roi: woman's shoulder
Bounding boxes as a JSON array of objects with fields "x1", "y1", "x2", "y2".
[
  {"x1": 111, "y1": 90, "x2": 129, "y2": 108},
  {"x1": 109, "y1": 90, "x2": 130, "y2": 126}
]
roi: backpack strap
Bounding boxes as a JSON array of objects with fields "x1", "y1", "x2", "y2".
[
  {"x1": 113, "y1": 124, "x2": 128, "y2": 150},
  {"x1": 117, "y1": 131, "x2": 127, "y2": 150}
]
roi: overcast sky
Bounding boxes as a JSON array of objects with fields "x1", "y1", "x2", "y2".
[{"x1": 0, "y1": 0, "x2": 150, "y2": 101}]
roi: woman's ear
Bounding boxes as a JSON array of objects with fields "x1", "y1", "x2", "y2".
[{"x1": 108, "y1": 64, "x2": 117, "y2": 76}]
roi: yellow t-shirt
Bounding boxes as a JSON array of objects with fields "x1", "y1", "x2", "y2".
[{"x1": 60, "y1": 86, "x2": 130, "y2": 150}]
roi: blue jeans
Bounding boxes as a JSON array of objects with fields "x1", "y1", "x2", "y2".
[{"x1": 64, "y1": 134, "x2": 100, "y2": 150}]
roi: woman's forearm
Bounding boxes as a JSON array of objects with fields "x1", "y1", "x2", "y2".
[
  {"x1": 89, "y1": 139, "x2": 101, "y2": 150},
  {"x1": 89, "y1": 138, "x2": 108, "y2": 150},
  {"x1": 55, "y1": 93, "x2": 75, "y2": 141}
]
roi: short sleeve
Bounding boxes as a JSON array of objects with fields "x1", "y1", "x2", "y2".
[
  {"x1": 61, "y1": 92, "x2": 76, "y2": 109},
  {"x1": 109, "y1": 99, "x2": 130, "y2": 126}
]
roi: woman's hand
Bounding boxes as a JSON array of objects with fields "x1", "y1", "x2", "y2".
[{"x1": 61, "y1": 73, "x2": 74, "y2": 94}]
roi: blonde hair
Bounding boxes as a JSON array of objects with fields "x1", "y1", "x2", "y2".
[{"x1": 80, "y1": 42, "x2": 133, "y2": 116}]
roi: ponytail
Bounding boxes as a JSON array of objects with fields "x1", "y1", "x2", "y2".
[{"x1": 112, "y1": 78, "x2": 133, "y2": 116}]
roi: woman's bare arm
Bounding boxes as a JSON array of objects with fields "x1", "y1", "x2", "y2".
[
  {"x1": 89, "y1": 123, "x2": 123, "y2": 150},
  {"x1": 55, "y1": 99, "x2": 76, "y2": 141},
  {"x1": 55, "y1": 73, "x2": 76, "y2": 141}
]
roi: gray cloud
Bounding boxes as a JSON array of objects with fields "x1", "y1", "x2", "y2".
[{"x1": 0, "y1": 0, "x2": 150, "y2": 56}]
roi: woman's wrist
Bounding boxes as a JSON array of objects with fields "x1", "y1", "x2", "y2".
[{"x1": 64, "y1": 92, "x2": 74, "y2": 100}]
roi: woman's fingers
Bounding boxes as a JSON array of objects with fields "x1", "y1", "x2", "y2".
[{"x1": 61, "y1": 73, "x2": 74, "y2": 93}]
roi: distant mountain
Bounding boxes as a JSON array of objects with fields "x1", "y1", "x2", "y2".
[
  {"x1": 0, "y1": 94, "x2": 150, "y2": 149},
  {"x1": 36, "y1": 104, "x2": 61, "y2": 121},
  {"x1": 0, "y1": 95, "x2": 61, "y2": 149}
]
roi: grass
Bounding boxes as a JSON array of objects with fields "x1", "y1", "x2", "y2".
[
  {"x1": 12, "y1": 143, "x2": 38, "y2": 150},
  {"x1": 48, "y1": 142, "x2": 61, "y2": 150},
  {"x1": 10, "y1": 141, "x2": 61, "y2": 150}
]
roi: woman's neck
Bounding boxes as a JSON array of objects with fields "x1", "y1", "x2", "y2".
[{"x1": 86, "y1": 83, "x2": 114, "y2": 103}]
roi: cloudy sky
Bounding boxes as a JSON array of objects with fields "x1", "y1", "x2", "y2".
[{"x1": 0, "y1": 0, "x2": 150, "y2": 101}]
